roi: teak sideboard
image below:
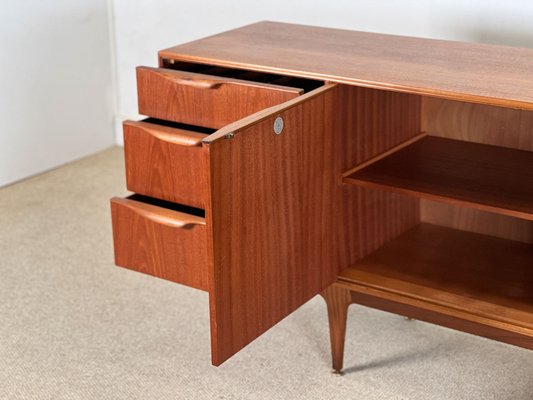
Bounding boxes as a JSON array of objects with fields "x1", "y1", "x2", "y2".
[{"x1": 110, "y1": 21, "x2": 533, "y2": 371}]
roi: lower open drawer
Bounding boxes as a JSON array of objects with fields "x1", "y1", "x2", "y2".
[{"x1": 110, "y1": 194, "x2": 208, "y2": 291}]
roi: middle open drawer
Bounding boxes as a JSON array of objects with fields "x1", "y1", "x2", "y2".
[{"x1": 123, "y1": 119, "x2": 211, "y2": 209}]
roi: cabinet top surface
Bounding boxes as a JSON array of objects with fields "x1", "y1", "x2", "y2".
[{"x1": 160, "y1": 21, "x2": 533, "y2": 109}]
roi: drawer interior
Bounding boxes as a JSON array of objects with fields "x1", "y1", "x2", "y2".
[
  {"x1": 142, "y1": 118, "x2": 216, "y2": 136},
  {"x1": 127, "y1": 193, "x2": 206, "y2": 216},
  {"x1": 160, "y1": 59, "x2": 324, "y2": 93}
]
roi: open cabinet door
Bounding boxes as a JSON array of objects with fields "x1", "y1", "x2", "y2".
[
  {"x1": 203, "y1": 82, "x2": 422, "y2": 365},
  {"x1": 203, "y1": 80, "x2": 424, "y2": 365},
  {"x1": 204, "y1": 84, "x2": 344, "y2": 365}
]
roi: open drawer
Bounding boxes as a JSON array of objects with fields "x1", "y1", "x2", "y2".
[
  {"x1": 136, "y1": 66, "x2": 306, "y2": 129},
  {"x1": 123, "y1": 119, "x2": 212, "y2": 209},
  {"x1": 111, "y1": 195, "x2": 208, "y2": 291}
]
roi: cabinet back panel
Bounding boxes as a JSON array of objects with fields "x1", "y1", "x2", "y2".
[
  {"x1": 421, "y1": 200, "x2": 533, "y2": 244},
  {"x1": 422, "y1": 97, "x2": 533, "y2": 151}
]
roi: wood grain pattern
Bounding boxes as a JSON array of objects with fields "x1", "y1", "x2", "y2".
[
  {"x1": 422, "y1": 97, "x2": 533, "y2": 151},
  {"x1": 344, "y1": 136, "x2": 533, "y2": 221},
  {"x1": 111, "y1": 195, "x2": 208, "y2": 291},
  {"x1": 205, "y1": 84, "x2": 421, "y2": 365},
  {"x1": 337, "y1": 223, "x2": 533, "y2": 347},
  {"x1": 136, "y1": 66, "x2": 303, "y2": 129},
  {"x1": 160, "y1": 21, "x2": 533, "y2": 110},
  {"x1": 124, "y1": 120, "x2": 209, "y2": 209},
  {"x1": 321, "y1": 285, "x2": 352, "y2": 373},
  {"x1": 421, "y1": 201, "x2": 533, "y2": 244},
  {"x1": 342, "y1": 132, "x2": 427, "y2": 178},
  {"x1": 333, "y1": 86, "x2": 421, "y2": 264}
]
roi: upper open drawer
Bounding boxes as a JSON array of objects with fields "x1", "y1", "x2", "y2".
[{"x1": 136, "y1": 66, "x2": 306, "y2": 129}]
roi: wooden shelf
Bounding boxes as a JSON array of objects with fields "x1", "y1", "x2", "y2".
[
  {"x1": 343, "y1": 136, "x2": 533, "y2": 221},
  {"x1": 339, "y1": 223, "x2": 533, "y2": 338}
]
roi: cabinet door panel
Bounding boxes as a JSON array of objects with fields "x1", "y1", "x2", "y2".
[{"x1": 205, "y1": 84, "x2": 342, "y2": 365}]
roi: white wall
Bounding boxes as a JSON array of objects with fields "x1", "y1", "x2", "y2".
[
  {"x1": 111, "y1": 0, "x2": 533, "y2": 145},
  {"x1": 0, "y1": 1, "x2": 115, "y2": 187}
]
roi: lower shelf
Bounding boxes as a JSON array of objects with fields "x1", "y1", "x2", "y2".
[{"x1": 338, "y1": 223, "x2": 533, "y2": 347}]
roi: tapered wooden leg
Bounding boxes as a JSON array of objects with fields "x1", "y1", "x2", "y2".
[{"x1": 321, "y1": 284, "x2": 352, "y2": 373}]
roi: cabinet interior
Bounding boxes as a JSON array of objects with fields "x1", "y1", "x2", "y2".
[{"x1": 340, "y1": 87, "x2": 533, "y2": 343}]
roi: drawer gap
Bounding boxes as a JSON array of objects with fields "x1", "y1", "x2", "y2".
[
  {"x1": 269, "y1": 76, "x2": 324, "y2": 92},
  {"x1": 143, "y1": 118, "x2": 215, "y2": 135},
  {"x1": 128, "y1": 194, "x2": 205, "y2": 217},
  {"x1": 159, "y1": 60, "x2": 211, "y2": 73},
  {"x1": 233, "y1": 71, "x2": 284, "y2": 83},
  {"x1": 160, "y1": 59, "x2": 324, "y2": 93},
  {"x1": 201, "y1": 66, "x2": 243, "y2": 78}
]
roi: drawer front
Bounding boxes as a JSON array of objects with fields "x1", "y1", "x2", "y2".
[
  {"x1": 136, "y1": 66, "x2": 303, "y2": 128},
  {"x1": 111, "y1": 195, "x2": 208, "y2": 291},
  {"x1": 124, "y1": 120, "x2": 208, "y2": 209}
]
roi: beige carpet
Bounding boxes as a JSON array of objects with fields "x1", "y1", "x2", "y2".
[{"x1": 0, "y1": 147, "x2": 532, "y2": 400}]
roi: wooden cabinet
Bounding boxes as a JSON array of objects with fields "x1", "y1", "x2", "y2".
[{"x1": 111, "y1": 21, "x2": 533, "y2": 369}]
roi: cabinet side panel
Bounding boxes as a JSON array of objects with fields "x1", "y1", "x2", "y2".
[
  {"x1": 207, "y1": 84, "x2": 421, "y2": 365},
  {"x1": 338, "y1": 85, "x2": 421, "y2": 262}
]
